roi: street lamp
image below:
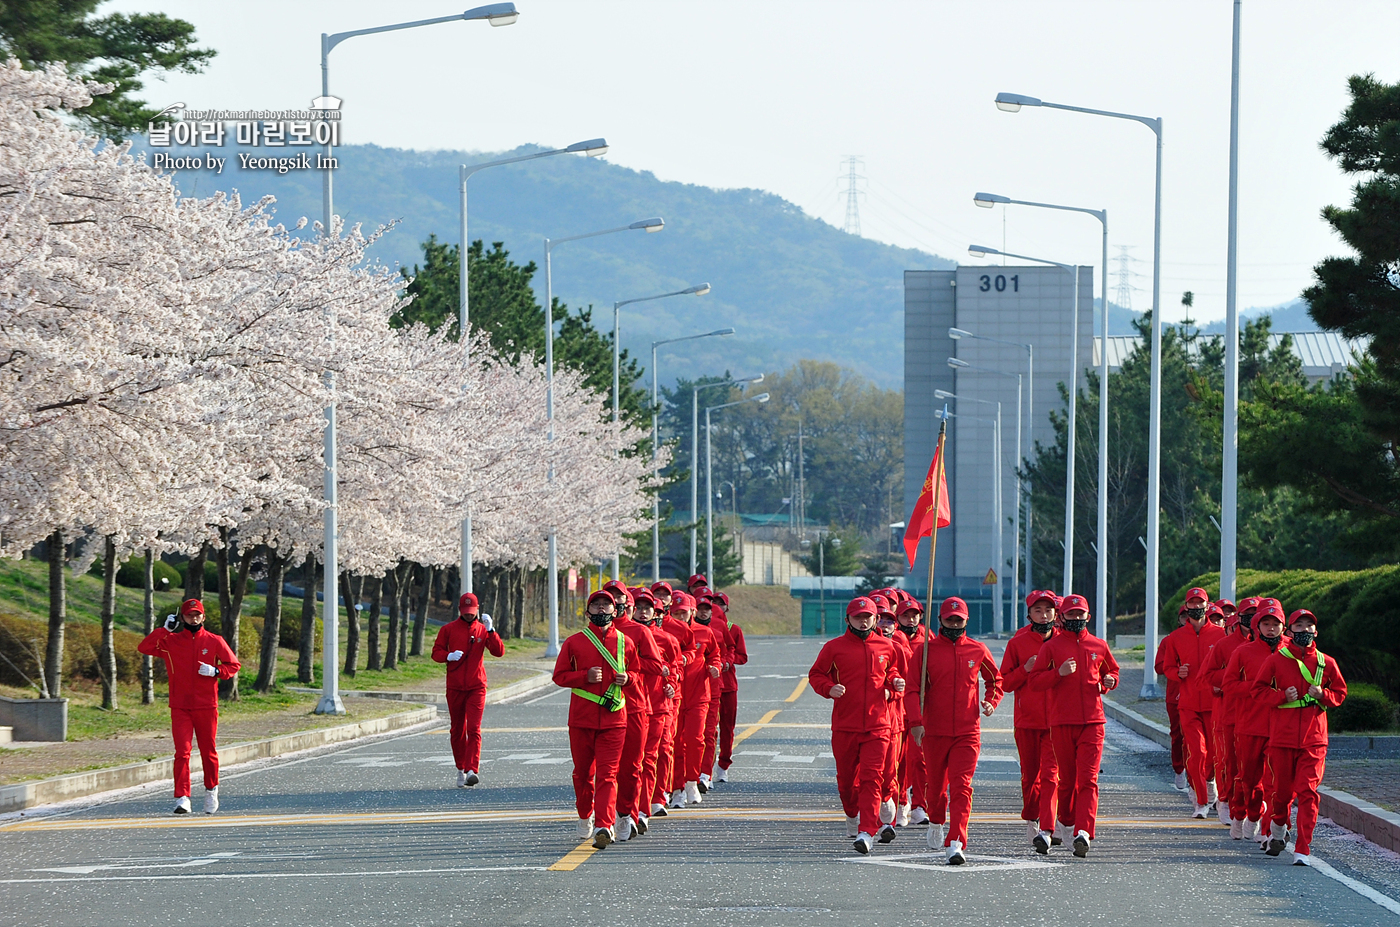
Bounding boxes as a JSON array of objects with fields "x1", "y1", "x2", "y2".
[
  {"x1": 706, "y1": 392, "x2": 770, "y2": 583},
  {"x1": 995, "y1": 89, "x2": 1165, "y2": 697},
  {"x1": 935, "y1": 407, "x2": 1001, "y2": 636},
  {"x1": 607, "y1": 284, "x2": 713, "y2": 579},
  {"x1": 651, "y1": 327, "x2": 737, "y2": 582},
  {"x1": 692, "y1": 374, "x2": 763, "y2": 577},
  {"x1": 966, "y1": 244, "x2": 1081, "y2": 598},
  {"x1": 949, "y1": 328, "x2": 1032, "y2": 604},
  {"x1": 542, "y1": 217, "x2": 666, "y2": 657},
  {"x1": 314, "y1": 2, "x2": 517, "y2": 716},
  {"x1": 974, "y1": 192, "x2": 1110, "y2": 639},
  {"x1": 456, "y1": 136, "x2": 608, "y2": 599},
  {"x1": 935, "y1": 388, "x2": 1004, "y2": 635}
]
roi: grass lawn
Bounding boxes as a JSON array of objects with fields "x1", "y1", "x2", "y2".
[{"x1": 278, "y1": 636, "x2": 549, "y2": 693}]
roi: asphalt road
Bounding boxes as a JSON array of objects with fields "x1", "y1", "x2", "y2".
[{"x1": 2, "y1": 636, "x2": 1398, "y2": 927}]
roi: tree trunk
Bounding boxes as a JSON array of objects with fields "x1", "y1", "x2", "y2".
[
  {"x1": 396, "y1": 567, "x2": 411, "y2": 663},
  {"x1": 254, "y1": 550, "x2": 286, "y2": 693},
  {"x1": 215, "y1": 528, "x2": 254, "y2": 702},
  {"x1": 384, "y1": 568, "x2": 400, "y2": 670},
  {"x1": 511, "y1": 568, "x2": 525, "y2": 640},
  {"x1": 297, "y1": 556, "x2": 318, "y2": 684},
  {"x1": 184, "y1": 542, "x2": 208, "y2": 601},
  {"x1": 44, "y1": 529, "x2": 65, "y2": 698},
  {"x1": 365, "y1": 575, "x2": 382, "y2": 672},
  {"x1": 141, "y1": 548, "x2": 156, "y2": 704},
  {"x1": 411, "y1": 563, "x2": 433, "y2": 657},
  {"x1": 99, "y1": 536, "x2": 119, "y2": 711},
  {"x1": 342, "y1": 571, "x2": 360, "y2": 677}
]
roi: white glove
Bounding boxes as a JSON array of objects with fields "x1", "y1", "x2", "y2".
[
  {"x1": 480, "y1": 615, "x2": 493, "y2": 633},
  {"x1": 197, "y1": 662, "x2": 217, "y2": 677},
  {"x1": 447, "y1": 650, "x2": 464, "y2": 662},
  {"x1": 163, "y1": 614, "x2": 180, "y2": 631}
]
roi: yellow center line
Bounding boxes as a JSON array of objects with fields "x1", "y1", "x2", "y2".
[
  {"x1": 731, "y1": 709, "x2": 782, "y2": 748},
  {"x1": 785, "y1": 678, "x2": 809, "y2": 702},
  {"x1": 548, "y1": 841, "x2": 598, "y2": 871}
]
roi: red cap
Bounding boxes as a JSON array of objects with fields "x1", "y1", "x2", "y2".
[
  {"x1": 897, "y1": 597, "x2": 924, "y2": 615},
  {"x1": 670, "y1": 591, "x2": 694, "y2": 610},
  {"x1": 1207, "y1": 603, "x2": 1225, "y2": 621},
  {"x1": 1254, "y1": 603, "x2": 1285, "y2": 628},
  {"x1": 1059, "y1": 594, "x2": 1089, "y2": 615},
  {"x1": 587, "y1": 590, "x2": 617, "y2": 608},
  {"x1": 1238, "y1": 596, "x2": 1261, "y2": 614},
  {"x1": 650, "y1": 581, "x2": 673, "y2": 597},
  {"x1": 602, "y1": 580, "x2": 633, "y2": 605},
  {"x1": 632, "y1": 589, "x2": 657, "y2": 609},
  {"x1": 1287, "y1": 608, "x2": 1317, "y2": 627},
  {"x1": 180, "y1": 598, "x2": 205, "y2": 617},
  {"x1": 687, "y1": 574, "x2": 708, "y2": 590},
  {"x1": 1216, "y1": 599, "x2": 1236, "y2": 614},
  {"x1": 458, "y1": 593, "x2": 479, "y2": 615},
  {"x1": 717, "y1": 592, "x2": 730, "y2": 608},
  {"x1": 1185, "y1": 587, "x2": 1209, "y2": 605},
  {"x1": 870, "y1": 594, "x2": 895, "y2": 618},
  {"x1": 939, "y1": 597, "x2": 969, "y2": 620},
  {"x1": 846, "y1": 596, "x2": 876, "y2": 618},
  {"x1": 1025, "y1": 589, "x2": 1057, "y2": 610}
]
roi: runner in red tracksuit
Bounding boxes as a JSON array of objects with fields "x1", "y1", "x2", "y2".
[
  {"x1": 873, "y1": 595, "x2": 911, "y2": 834},
  {"x1": 430, "y1": 592, "x2": 505, "y2": 788},
  {"x1": 1251, "y1": 608, "x2": 1347, "y2": 866},
  {"x1": 715, "y1": 592, "x2": 747, "y2": 783},
  {"x1": 634, "y1": 590, "x2": 682, "y2": 823},
  {"x1": 1028, "y1": 594, "x2": 1119, "y2": 857},
  {"x1": 696, "y1": 593, "x2": 732, "y2": 792},
  {"x1": 1203, "y1": 596, "x2": 1258, "y2": 832},
  {"x1": 1001, "y1": 590, "x2": 1059, "y2": 847},
  {"x1": 656, "y1": 587, "x2": 694, "y2": 809},
  {"x1": 672, "y1": 592, "x2": 721, "y2": 807},
  {"x1": 1155, "y1": 603, "x2": 1191, "y2": 791},
  {"x1": 893, "y1": 598, "x2": 930, "y2": 826},
  {"x1": 906, "y1": 596, "x2": 1002, "y2": 865},
  {"x1": 1161, "y1": 587, "x2": 1225, "y2": 815},
  {"x1": 603, "y1": 583, "x2": 667, "y2": 841},
  {"x1": 1223, "y1": 600, "x2": 1286, "y2": 844},
  {"x1": 809, "y1": 596, "x2": 904, "y2": 855},
  {"x1": 552, "y1": 591, "x2": 641, "y2": 849},
  {"x1": 138, "y1": 598, "x2": 240, "y2": 814}
]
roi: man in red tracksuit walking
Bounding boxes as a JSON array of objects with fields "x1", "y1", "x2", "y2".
[
  {"x1": 873, "y1": 594, "x2": 911, "y2": 837},
  {"x1": 633, "y1": 589, "x2": 681, "y2": 825},
  {"x1": 138, "y1": 598, "x2": 240, "y2": 815},
  {"x1": 714, "y1": 592, "x2": 747, "y2": 783},
  {"x1": 1223, "y1": 599, "x2": 1286, "y2": 845},
  {"x1": 603, "y1": 582, "x2": 667, "y2": 841},
  {"x1": 1155, "y1": 603, "x2": 1191, "y2": 792},
  {"x1": 696, "y1": 592, "x2": 732, "y2": 793},
  {"x1": 431, "y1": 592, "x2": 505, "y2": 788},
  {"x1": 892, "y1": 598, "x2": 930, "y2": 827},
  {"x1": 1028, "y1": 594, "x2": 1119, "y2": 858},
  {"x1": 809, "y1": 596, "x2": 905, "y2": 855},
  {"x1": 1251, "y1": 608, "x2": 1347, "y2": 866},
  {"x1": 1161, "y1": 586, "x2": 1225, "y2": 816},
  {"x1": 906, "y1": 596, "x2": 1002, "y2": 865},
  {"x1": 553, "y1": 590, "x2": 640, "y2": 849},
  {"x1": 1000, "y1": 590, "x2": 1059, "y2": 848},
  {"x1": 671, "y1": 592, "x2": 721, "y2": 808},
  {"x1": 1203, "y1": 595, "x2": 1258, "y2": 832}
]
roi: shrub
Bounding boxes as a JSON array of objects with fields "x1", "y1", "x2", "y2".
[
  {"x1": 173, "y1": 559, "x2": 221, "y2": 593},
  {"x1": 1331, "y1": 682, "x2": 1397, "y2": 733},
  {"x1": 279, "y1": 610, "x2": 322, "y2": 650},
  {"x1": 113, "y1": 556, "x2": 181, "y2": 591}
]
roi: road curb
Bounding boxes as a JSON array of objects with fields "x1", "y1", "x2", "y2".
[
  {"x1": 0, "y1": 705, "x2": 436, "y2": 814},
  {"x1": 285, "y1": 672, "x2": 553, "y2": 707},
  {"x1": 1102, "y1": 696, "x2": 1400, "y2": 854}
]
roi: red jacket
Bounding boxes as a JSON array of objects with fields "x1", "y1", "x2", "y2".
[
  {"x1": 1028, "y1": 629, "x2": 1120, "y2": 726},
  {"x1": 1154, "y1": 625, "x2": 1185, "y2": 706},
  {"x1": 1000, "y1": 624, "x2": 1054, "y2": 730},
  {"x1": 904, "y1": 632, "x2": 1003, "y2": 737},
  {"x1": 723, "y1": 622, "x2": 748, "y2": 693},
  {"x1": 613, "y1": 615, "x2": 666, "y2": 715},
  {"x1": 682, "y1": 621, "x2": 722, "y2": 706},
  {"x1": 884, "y1": 630, "x2": 913, "y2": 731},
  {"x1": 809, "y1": 629, "x2": 902, "y2": 734},
  {"x1": 431, "y1": 617, "x2": 504, "y2": 691},
  {"x1": 552, "y1": 624, "x2": 641, "y2": 730},
  {"x1": 1223, "y1": 638, "x2": 1280, "y2": 739},
  {"x1": 1202, "y1": 625, "x2": 1251, "y2": 722},
  {"x1": 137, "y1": 626, "x2": 240, "y2": 710},
  {"x1": 648, "y1": 624, "x2": 684, "y2": 715},
  {"x1": 1250, "y1": 643, "x2": 1347, "y2": 749},
  {"x1": 1159, "y1": 622, "x2": 1225, "y2": 711},
  {"x1": 700, "y1": 616, "x2": 732, "y2": 701}
]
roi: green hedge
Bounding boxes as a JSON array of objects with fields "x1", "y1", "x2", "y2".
[
  {"x1": 1332, "y1": 682, "x2": 1398, "y2": 733},
  {"x1": 114, "y1": 557, "x2": 181, "y2": 591},
  {"x1": 1166, "y1": 566, "x2": 1400, "y2": 702}
]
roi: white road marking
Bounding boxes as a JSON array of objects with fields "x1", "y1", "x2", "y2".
[
  {"x1": 521, "y1": 758, "x2": 569, "y2": 765},
  {"x1": 977, "y1": 756, "x2": 1019, "y2": 763},
  {"x1": 1307, "y1": 856, "x2": 1400, "y2": 917},
  {"x1": 333, "y1": 758, "x2": 412, "y2": 768},
  {"x1": 33, "y1": 852, "x2": 245, "y2": 875},
  {"x1": 524, "y1": 689, "x2": 567, "y2": 705},
  {"x1": 772, "y1": 755, "x2": 817, "y2": 764},
  {"x1": 0, "y1": 865, "x2": 547, "y2": 885},
  {"x1": 496, "y1": 753, "x2": 550, "y2": 761},
  {"x1": 844, "y1": 853, "x2": 1060, "y2": 872},
  {"x1": 737, "y1": 750, "x2": 780, "y2": 757}
]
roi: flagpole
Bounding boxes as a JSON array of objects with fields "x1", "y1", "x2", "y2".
[{"x1": 919, "y1": 412, "x2": 949, "y2": 718}]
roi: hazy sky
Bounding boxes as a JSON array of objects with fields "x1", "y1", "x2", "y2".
[{"x1": 110, "y1": 0, "x2": 1400, "y2": 324}]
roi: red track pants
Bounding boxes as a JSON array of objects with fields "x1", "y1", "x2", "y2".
[
  {"x1": 445, "y1": 686, "x2": 487, "y2": 773},
  {"x1": 1179, "y1": 707, "x2": 1215, "y2": 805},
  {"x1": 652, "y1": 711, "x2": 678, "y2": 807},
  {"x1": 832, "y1": 729, "x2": 889, "y2": 836},
  {"x1": 1215, "y1": 719, "x2": 1238, "y2": 816},
  {"x1": 616, "y1": 705, "x2": 649, "y2": 822},
  {"x1": 171, "y1": 707, "x2": 219, "y2": 797},
  {"x1": 569, "y1": 725, "x2": 626, "y2": 830},
  {"x1": 1051, "y1": 722, "x2": 1105, "y2": 838},
  {"x1": 1014, "y1": 726, "x2": 1058, "y2": 830},
  {"x1": 1233, "y1": 732, "x2": 1270, "y2": 823},
  {"x1": 675, "y1": 701, "x2": 710, "y2": 786},
  {"x1": 922, "y1": 732, "x2": 980, "y2": 848},
  {"x1": 881, "y1": 725, "x2": 903, "y2": 803},
  {"x1": 701, "y1": 690, "x2": 722, "y2": 774},
  {"x1": 639, "y1": 711, "x2": 667, "y2": 815},
  {"x1": 1269, "y1": 744, "x2": 1326, "y2": 856},
  {"x1": 1165, "y1": 699, "x2": 1186, "y2": 775},
  {"x1": 898, "y1": 729, "x2": 926, "y2": 810},
  {"x1": 717, "y1": 690, "x2": 738, "y2": 770}
]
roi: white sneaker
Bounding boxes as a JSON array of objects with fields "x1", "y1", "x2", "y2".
[
  {"x1": 845, "y1": 815, "x2": 860, "y2": 838},
  {"x1": 615, "y1": 815, "x2": 633, "y2": 842},
  {"x1": 1206, "y1": 779, "x2": 1219, "y2": 804},
  {"x1": 1053, "y1": 821, "x2": 1071, "y2": 846},
  {"x1": 925, "y1": 823, "x2": 945, "y2": 850},
  {"x1": 1292, "y1": 852, "x2": 1312, "y2": 867},
  {"x1": 880, "y1": 798, "x2": 896, "y2": 824},
  {"x1": 1267, "y1": 821, "x2": 1287, "y2": 856},
  {"x1": 1192, "y1": 804, "x2": 1208, "y2": 819},
  {"x1": 909, "y1": 806, "x2": 930, "y2": 826},
  {"x1": 1244, "y1": 817, "x2": 1261, "y2": 841},
  {"x1": 203, "y1": 787, "x2": 219, "y2": 815},
  {"x1": 896, "y1": 803, "x2": 911, "y2": 828},
  {"x1": 651, "y1": 802, "x2": 668, "y2": 817},
  {"x1": 635, "y1": 814, "x2": 649, "y2": 836},
  {"x1": 669, "y1": 788, "x2": 686, "y2": 809},
  {"x1": 577, "y1": 816, "x2": 594, "y2": 839},
  {"x1": 456, "y1": 769, "x2": 466, "y2": 788},
  {"x1": 591, "y1": 826, "x2": 613, "y2": 849},
  {"x1": 878, "y1": 823, "x2": 897, "y2": 844},
  {"x1": 684, "y1": 781, "x2": 702, "y2": 805},
  {"x1": 945, "y1": 839, "x2": 966, "y2": 865},
  {"x1": 1073, "y1": 830, "x2": 1091, "y2": 858},
  {"x1": 464, "y1": 770, "x2": 479, "y2": 787},
  {"x1": 1033, "y1": 830, "x2": 1051, "y2": 855},
  {"x1": 173, "y1": 796, "x2": 191, "y2": 815},
  {"x1": 698, "y1": 773, "x2": 711, "y2": 793},
  {"x1": 1025, "y1": 820, "x2": 1039, "y2": 842},
  {"x1": 1173, "y1": 770, "x2": 1188, "y2": 791},
  {"x1": 716, "y1": 767, "x2": 729, "y2": 783},
  {"x1": 853, "y1": 832, "x2": 874, "y2": 855},
  {"x1": 1230, "y1": 818, "x2": 1243, "y2": 840}
]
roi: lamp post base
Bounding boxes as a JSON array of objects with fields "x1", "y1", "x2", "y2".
[
  {"x1": 314, "y1": 694, "x2": 346, "y2": 715},
  {"x1": 1138, "y1": 682, "x2": 1162, "y2": 700}
]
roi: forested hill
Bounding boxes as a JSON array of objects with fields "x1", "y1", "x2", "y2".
[{"x1": 151, "y1": 142, "x2": 953, "y2": 388}]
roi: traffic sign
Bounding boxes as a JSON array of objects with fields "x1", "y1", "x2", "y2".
[{"x1": 982, "y1": 568, "x2": 998, "y2": 586}]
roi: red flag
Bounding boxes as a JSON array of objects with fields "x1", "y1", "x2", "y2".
[{"x1": 903, "y1": 444, "x2": 950, "y2": 570}]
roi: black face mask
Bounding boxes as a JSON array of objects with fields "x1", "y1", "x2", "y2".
[
  {"x1": 588, "y1": 613, "x2": 614, "y2": 629},
  {"x1": 1290, "y1": 630, "x2": 1316, "y2": 648},
  {"x1": 1030, "y1": 619, "x2": 1054, "y2": 637},
  {"x1": 1061, "y1": 618, "x2": 1088, "y2": 634},
  {"x1": 1186, "y1": 606, "x2": 1207, "y2": 622},
  {"x1": 848, "y1": 625, "x2": 874, "y2": 640},
  {"x1": 897, "y1": 623, "x2": 918, "y2": 638},
  {"x1": 940, "y1": 625, "x2": 966, "y2": 642},
  {"x1": 460, "y1": 612, "x2": 478, "y2": 624},
  {"x1": 182, "y1": 621, "x2": 202, "y2": 633},
  {"x1": 1260, "y1": 633, "x2": 1281, "y2": 650},
  {"x1": 694, "y1": 614, "x2": 712, "y2": 625}
]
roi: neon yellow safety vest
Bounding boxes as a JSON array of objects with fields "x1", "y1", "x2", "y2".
[
  {"x1": 1277, "y1": 648, "x2": 1326, "y2": 710},
  {"x1": 572, "y1": 627, "x2": 626, "y2": 712}
]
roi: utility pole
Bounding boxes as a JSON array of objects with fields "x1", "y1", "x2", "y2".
[{"x1": 841, "y1": 156, "x2": 864, "y2": 236}]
